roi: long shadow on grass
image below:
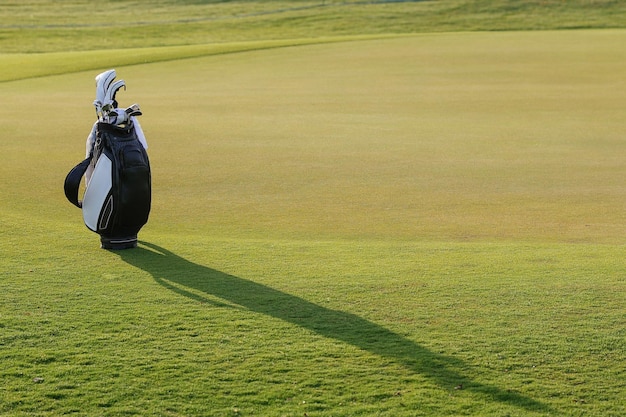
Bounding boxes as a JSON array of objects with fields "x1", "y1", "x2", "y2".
[{"x1": 118, "y1": 241, "x2": 549, "y2": 413}]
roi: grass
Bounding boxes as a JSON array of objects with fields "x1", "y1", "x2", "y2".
[
  {"x1": 2, "y1": 1, "x2": 626, "y2": 54},
  {"x1": 1, "y1": 1, "x2": 626, "y2": 416},
  {"x1": 2, "y1": 234, "x2": 625, "y2": 415},
  {"x1": 0, "y1": 35, "x2": 395, "y2": 82}
]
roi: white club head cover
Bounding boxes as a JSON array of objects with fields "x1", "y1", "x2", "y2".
[{"x1": 93, "y1": 69, "x2": 126, "y2": 121}]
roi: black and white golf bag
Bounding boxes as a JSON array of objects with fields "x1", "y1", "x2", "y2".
[{"x1": 64, "y1": 70, "x2": 151, "y2": 249}]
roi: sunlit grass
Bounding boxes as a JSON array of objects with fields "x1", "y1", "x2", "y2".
[{"x1": 0, "y1": 35, "x2": 396, "y2": 82}]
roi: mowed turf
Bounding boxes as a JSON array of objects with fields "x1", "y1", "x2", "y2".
[
  {"x1": 52, "y1": 30, "x2": 626, "y2": 243},
  {"x1": 1, "y1": 32, "x2": 625, "y2": 416}
]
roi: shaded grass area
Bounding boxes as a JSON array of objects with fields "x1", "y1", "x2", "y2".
[{"x1": 120, "y1": 241, "x2": 551, "y2": 413}]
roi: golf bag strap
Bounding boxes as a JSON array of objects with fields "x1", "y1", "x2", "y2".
[{"x1": 64, "y1": 157, "x2": 91, "y2": 208}]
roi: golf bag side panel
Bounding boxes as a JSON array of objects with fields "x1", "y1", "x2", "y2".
[{"x1": 82, "y1": 153, "x2": 113, "y2": 232}]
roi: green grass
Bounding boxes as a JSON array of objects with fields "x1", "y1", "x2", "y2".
[
  {"x1": 2, "y1": 0, "x2": 626, "y2": 81},
  {"x1": 2, "y1": 0, "x2": 626, "y2": 53},
  {"x1": 0, "y1": 35, "x2": 398, "y2": 82},
  {"x1": 1, "y1": 1, "x2": 626, "y2": 416},
  {"x1": 2, "y1": 234, "x2": 625, "y2": 415}
]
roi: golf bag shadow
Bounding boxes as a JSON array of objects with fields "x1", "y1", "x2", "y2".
[{"x1": 65, "y1": 122, "x2": 151, "y2": 249}]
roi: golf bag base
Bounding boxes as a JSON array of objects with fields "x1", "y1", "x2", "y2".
[{"x1": 101, "y1": 235, "x2": 138, "y2": 250}]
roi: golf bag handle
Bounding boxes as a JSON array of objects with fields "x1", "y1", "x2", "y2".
[{"x1": 64, "y1": 157, "x2": 91, "y2": 208}]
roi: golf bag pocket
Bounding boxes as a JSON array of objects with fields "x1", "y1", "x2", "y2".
[{"x1": 64, "y1": 122, "x2": 151, "y2": 249}]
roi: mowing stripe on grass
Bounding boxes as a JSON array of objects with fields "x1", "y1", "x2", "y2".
[{"x1": 0, "y1": 34, "x2": 400, "y2": 83}]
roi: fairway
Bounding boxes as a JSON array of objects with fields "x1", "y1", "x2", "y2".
[{"x1": 1, "y1": 31, "x2": 625, "y2": 416}]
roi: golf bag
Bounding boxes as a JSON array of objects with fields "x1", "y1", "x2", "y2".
[
  {"x1": 65, "y1": 121, "x2": 151, "y2": 249},
  {"x1": 64, "y1": 69, "x2": 150, "y2": 249}
]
